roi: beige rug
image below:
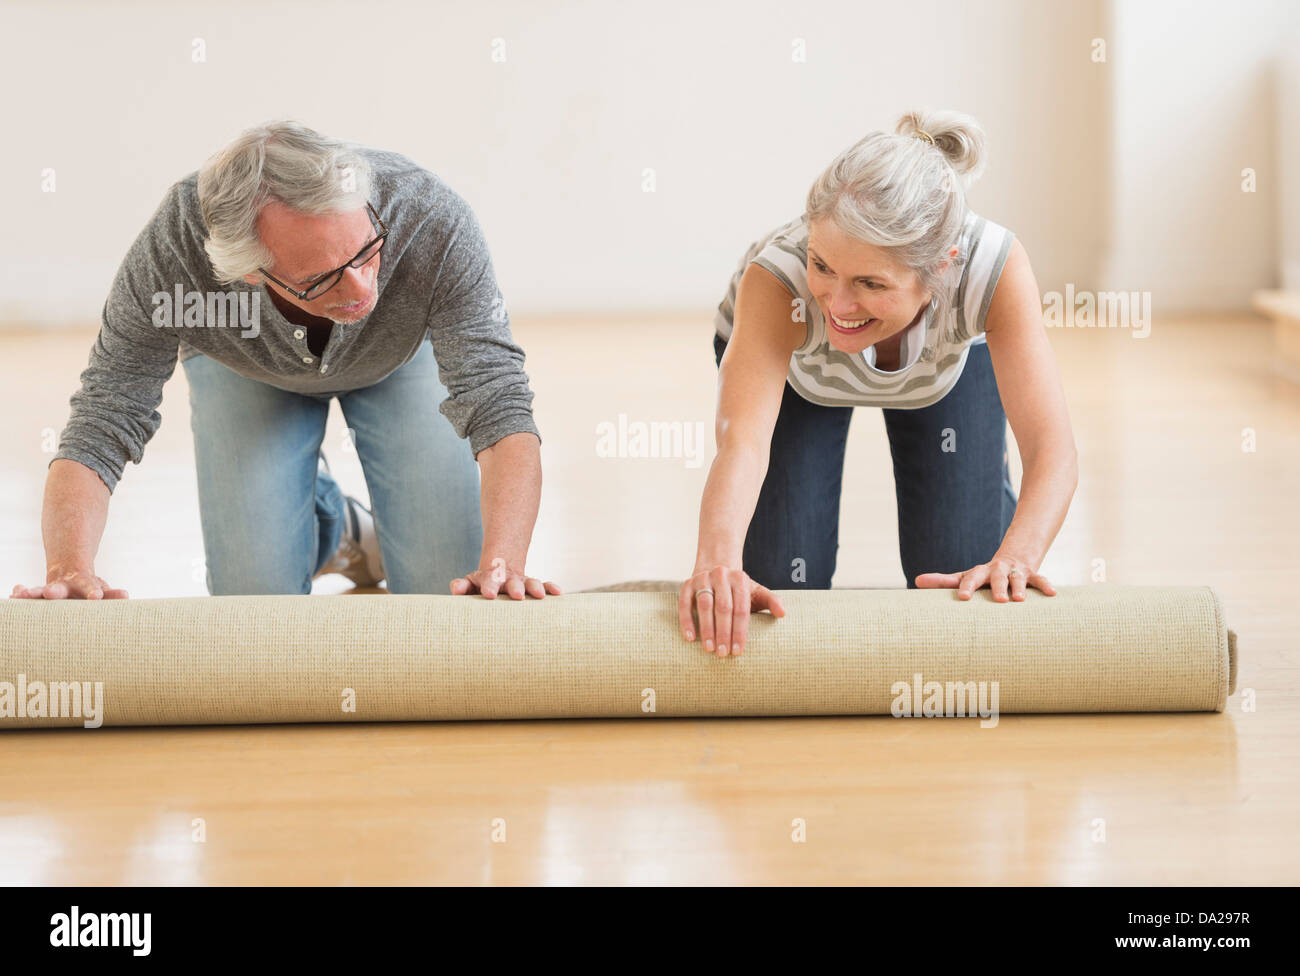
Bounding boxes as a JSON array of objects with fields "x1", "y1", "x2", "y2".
[{"x1": 0, "y1": 585, "x2": 1236, "y2": 728}]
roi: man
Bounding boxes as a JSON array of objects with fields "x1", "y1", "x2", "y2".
[{"x1": 11, "y1": 121, "x2": 560, "y2": 601}]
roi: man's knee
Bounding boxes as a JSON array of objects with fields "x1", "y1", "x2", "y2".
[{"x1": 204, "y1": 557, "x2": 313, "y2": 596}]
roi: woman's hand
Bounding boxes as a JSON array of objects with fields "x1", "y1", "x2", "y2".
[
  {"x1": 915, "y1": 552, "x2": 1056, "y2": 602},
  {"x1": 11, "y1": 566, "x2": 128, "y2": 600},
  {"x1": 450, "y1": 557, "x2": 562, "y2": 600},
  {"x1": 678, "y1": 564, "x2": 786, "y2": 657}
]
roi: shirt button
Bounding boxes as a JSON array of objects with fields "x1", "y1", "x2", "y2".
[
  {"x1": 293, "y1": 329, "x2": 305, "y2": 340},
  {"x1": 303, "y1": 356, "x2": 313, "y2": 364},
  {"x1": 320, "y1": 364, "x2": 329, "y2": 374},
  {"x1": 921, "y1": 348, "x2": 935, "y2": 362}
]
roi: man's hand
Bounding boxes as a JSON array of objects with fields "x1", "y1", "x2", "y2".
[
  {"x1": 468, "y1": 434, "x2": 555, "y2": 600},
  {"x1": 11, "y1": 565, "x2": 129, "y2": 600},
  {"x1": 450, "y1": 556, "x2": 561, "y2": 600}
]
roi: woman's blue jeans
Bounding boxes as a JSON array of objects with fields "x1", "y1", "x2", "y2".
[
  {"x1": 181, "y1": 341, "x2": 483, "y2": 595},
  {"x1": 713, "y1": 332, "x2": 1018, "y2": 590}
]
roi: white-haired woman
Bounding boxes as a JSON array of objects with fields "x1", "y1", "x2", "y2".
[{"x1": 679, "y1": 110, "x2": 1078, "y2": 656}]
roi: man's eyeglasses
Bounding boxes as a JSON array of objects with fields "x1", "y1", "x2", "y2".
[{"x1": 259, "y1": 201, "x2": 388, "y2": 301}]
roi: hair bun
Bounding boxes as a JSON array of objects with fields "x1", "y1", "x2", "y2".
[{"x1": 896, "y1": 109, "x2": 987, "y2": 186}]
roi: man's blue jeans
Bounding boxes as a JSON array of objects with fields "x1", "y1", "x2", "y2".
[
  {"x1": 713, "y1": 332, "x2": 1018, "y2": 589},
  {"x1": 181, "y1": 341, "x2": 483, "y2": 595}
]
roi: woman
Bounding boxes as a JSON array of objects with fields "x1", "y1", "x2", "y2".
[{"x1": 679, "y1": 110, "x2": 1078, "y2": 657}]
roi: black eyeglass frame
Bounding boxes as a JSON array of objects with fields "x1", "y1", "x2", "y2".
[{"x1": 258, "y1": 201, "x2": 388, "y2": 301}]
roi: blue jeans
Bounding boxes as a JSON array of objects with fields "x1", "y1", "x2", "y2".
[
  {"x1": 713, "y1": 332, "x2": 1017, "y2": 589},
  {"x1": 181, "y1": 341, "x2": 483, "y2": 595}
]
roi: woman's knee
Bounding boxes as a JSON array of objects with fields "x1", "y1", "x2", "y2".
[{"x1": 743, "y1": 534, "x2": 836, "y2": 590}]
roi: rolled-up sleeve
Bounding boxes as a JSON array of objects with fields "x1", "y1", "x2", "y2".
[
  {"x1": 51, "y1": 195, "x2": 182, "y2": 493},
  {"x1": 423, "y1": 200, "x2": 541, "y2": 458}
]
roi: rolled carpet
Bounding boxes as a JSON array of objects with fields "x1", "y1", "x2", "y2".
[{"x1": 0, "y1": 585, "x2": 1236, "y2": 729}]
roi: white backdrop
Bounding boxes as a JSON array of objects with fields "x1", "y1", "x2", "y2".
[{"x1": 0, "y1": 0, "x2": 1293, "y2": 325}]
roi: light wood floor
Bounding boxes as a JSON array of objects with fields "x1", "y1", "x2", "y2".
[{"x1": 0, "y1": 314, "x2": 1296, "y2": 884}]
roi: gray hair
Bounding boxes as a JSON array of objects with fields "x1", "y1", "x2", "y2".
[
  {"x1": 805, "y1": 109, "x2": 988, "y2": 321},
  {"x1": 197, "y1": 120, "x2": 373, "y2": 285}
]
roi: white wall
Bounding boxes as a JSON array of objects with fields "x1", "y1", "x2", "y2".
[
  {"x1": 2, "y1": 0, "x2": 1288, "y2": 324},
  {"x1": 1279, "y1": 16, "x2": 1300, "y2": 291},
  {"x1": 0, "y1": 0, "x2": 1109, "y2": 324},
  {"x1": 1102, "y1": 0, "x2": 1297, "y2": 309}
]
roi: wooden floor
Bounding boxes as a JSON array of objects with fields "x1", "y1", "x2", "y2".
[{"x1": 1, "y1": 313, "x2": 1297, "y2": 884}]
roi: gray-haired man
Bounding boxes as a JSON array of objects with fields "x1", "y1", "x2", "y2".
[{"x1": 12, "y1": 121, "x2": 560, "y2": 600}]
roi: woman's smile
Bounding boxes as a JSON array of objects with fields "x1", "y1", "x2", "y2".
[{"x1": 828, "y1": 312, "x2": 878, "y2": 334}]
